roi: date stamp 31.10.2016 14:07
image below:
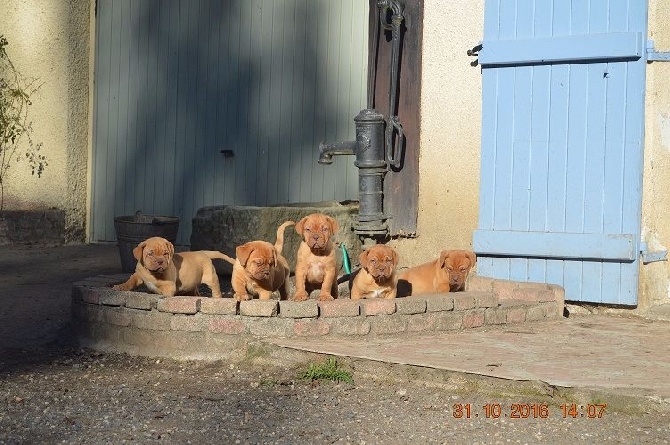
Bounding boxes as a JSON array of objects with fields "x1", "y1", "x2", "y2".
[{"x1": 452, "y1": 402, "x2": 607, "y2": 420}]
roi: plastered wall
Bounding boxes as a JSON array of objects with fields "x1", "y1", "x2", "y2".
[
  {"x1": 0, "y1": 0, "x2": 91, "y2": 242},
  {"x1": 393, "y1": 0, "x2": 484, "y2": 266},
  {"x1": 640, "y1": 0, "x2": 670, "y2": 308}
]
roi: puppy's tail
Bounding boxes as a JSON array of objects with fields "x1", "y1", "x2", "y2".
[
  {"x1": 202, "y1": 251, "x2": 236, "y2": 265},
  {"x1": 274, "y1": 220, "x2": 295, "y2": 254}
]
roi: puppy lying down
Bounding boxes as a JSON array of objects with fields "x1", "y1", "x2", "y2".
[
  {"x1": 398, "y1": 249, "x2": 476, "y2": 296},
  {"x1": 112, "y1": 236, "x2": 230, "y2": 298}
]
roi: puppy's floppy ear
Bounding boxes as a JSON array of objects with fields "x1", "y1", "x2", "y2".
[
  {"x1": 133, "y1": 241, "x2": 147, "y2": 261},
  {"x1": 439, "y1": 250, "x2": 452, "y2": 268},
  {"x1": 359, "y1": 249, "x2": 370, "y2": 269},
  {"x1": 326, "y1": 215, "x2": 339, "y2": 234},
  {"x1": 236, "y1": 243, "x2": 255, "y2": 267},
  {"x1": 466, "y1": 251, "x2": 477, "y2": 268},
  {"x1": 391, "y1": 248, "x2": 400, "y2": 266},
  {"x1": 294, "y1": 216, "x2": 308, "y2": 236},
  {"x1": 163, "y1": 240, "x2": 175, "y2": 260}
]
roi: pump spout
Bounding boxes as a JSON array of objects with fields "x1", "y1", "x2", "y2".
[{"x1": 317, "y1": 141, "x2": 357, "y2": 164}]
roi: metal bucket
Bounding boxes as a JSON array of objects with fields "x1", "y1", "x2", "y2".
[{"x1": 114, "y1": 213, "x2": 180, "y2": 273}]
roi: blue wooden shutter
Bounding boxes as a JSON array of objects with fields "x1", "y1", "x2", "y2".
[{"x1": 473, "y1": 0, "x2": 648, "y2": 305}]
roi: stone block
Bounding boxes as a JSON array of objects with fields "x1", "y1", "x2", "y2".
[
  {"x1": 157, "y1": 296, "x2": 201, "y2": 314},
  {"x1": 81, "y1": 287, "x2": 101, "y2": 304},
  {"x1": 548, "y1": 284, "x2": 566, "y2": 317},
  {"x1": 129, "y1": 309, "x2": 172, "y2": 331},
  {"x1": 100, "y1": 290, "x2": 127, "y2": 307},
  {"x1": 492, "y1": 280, "x2": 518, "y2": 300},
  {"x1": 452, "y1": 294, "x2": 476, "y2": 311},
  {"x1": 171, "y1": 314, "x2": 208, "y2": 331},
  {"x1": 526, "y1": 305, "x2": 546, "y2": 321},
  {"x1": 240, "y1": 300, "x2": 278, "y2": 317},
  {"x1": 279, "y1": 300, "x2": 319, "y2": 318},
  {"x1": 293, "y1": 319, "x2": 330, "y2": 336},
  {"x1": 370, "y1": 316, "x2": 408, "y2": 334},
  {"x1": 105, "y1": 308, "x2": 132, "y2": 327},
  {"x1": 200, "y1": 298, "x2": 238, "y2": 315},
  {"x1": 433, "y1": 312, "x2": 464, "y2": 331},
  {"x1": 485, "y1": 307, "x2": 508, "y2": 325},
  {"x1": 319, "y1": 299, "x2": 360, "y2": 318},
  {"x1": 472, "y1": 292, "x2": 498, "y2": 308},
  {"x1": 209, "y1": 317, "x2": 246, "y2": 334},
  {"x1": 245, "y1": 318, "x2": 293, "y2": 337},
  {"x1": 425, "y1": 294, "x2": 454, "y2": 312},
  {"x1": 462, "y1": 309, "x2": 485, "y2": 329},
  {"x1": 395, "y1": 297, "x2": 427, "y2": 315},
  {"x1": 507, "y1": 307, "x2": 527, "y2": 323},
  {"x1": 407, "y1": 312, "x2": 462, "y2": 332},
  {"x1": 360, "y1": 299, "x2": 396, "y2": 316},
  {"x1": 466, "y1": 275, "x2": 494, "y2": 292},
  {"x1": 328, "y1": 318, "x2": 371, "y2": 336},
  {"x1": 125, "y1": 293, "x2": 159, "y2": 311}
]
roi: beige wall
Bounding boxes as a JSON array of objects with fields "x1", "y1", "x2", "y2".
[
  {"x1": 641, "y1": 0, "x2": 670, "y2": 308},
  {"x1": 0, "y1": 0, "x2": 91, "y2": 242},
  {"x1": 393, "y1": 0, "x2": 484, "y2": 266}
]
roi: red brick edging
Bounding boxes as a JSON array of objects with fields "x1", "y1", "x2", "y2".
[{"x1": 71, "y1": 274, "x2": 564, "y2": 360}]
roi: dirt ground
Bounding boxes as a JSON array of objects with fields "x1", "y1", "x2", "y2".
[{"x1": 1, "y1": 244, "x2": 668, "y2": 444}]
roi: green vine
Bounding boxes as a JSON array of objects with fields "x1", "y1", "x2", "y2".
[{"x1": 0, "y1": 35, "x2": 47, "y2": 209}]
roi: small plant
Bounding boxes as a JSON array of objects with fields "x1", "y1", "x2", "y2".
[
  {"x1": 0, "y1": 35, "x2": 47, "y2": 209},
  {"x1": 300, "y1": 357, "x2": 354, "y2": 384}
]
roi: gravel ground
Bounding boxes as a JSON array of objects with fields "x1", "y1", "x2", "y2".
[
  {"x1": 1, "y1": 244, "x2": 669, "y2": 444},
  {"x1": 1, "y1": 345, "x2": 669, "y2": 444}
]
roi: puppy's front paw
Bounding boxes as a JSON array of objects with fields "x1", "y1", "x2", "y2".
[
  {"x1": 318, "y1": 293, "x2": 334, "y2": 302},
  {"x1": 292, "y1": 290, "x2": 309, "y2": 302},
  {"x1": 234, "y1": 293, "x2": 251, "y2": 302},
  {"x1": 112, "y1": 284, "x2": 127, "y2": 291}
]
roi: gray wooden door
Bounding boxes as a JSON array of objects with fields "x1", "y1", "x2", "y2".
[
  {"x1": 91, "y1": 0, "x2": 367, "y2": 245},
  {"x1": 472, "y1": 0, "x2": 648, "y2": 305}
]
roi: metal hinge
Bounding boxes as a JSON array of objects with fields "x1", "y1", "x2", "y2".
[
  {"x1": 646, "y1": 40, "x2": 670, "y2": 61},
  {"x1": 640, "y1": 242, "x2": 668, "y2": 264}
]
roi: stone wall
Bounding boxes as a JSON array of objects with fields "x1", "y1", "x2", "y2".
[
  {"x1": 190, "y1": 201, "x2": 362, "y2": 275},
  {"x1": 0, "y1": 209, "x2": 65, "y2": 245},
  {"x1": 72, "y1": 274, "x2": 565, "y2": 361}
]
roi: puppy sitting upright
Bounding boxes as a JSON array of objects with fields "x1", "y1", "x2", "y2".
[
  {"x1": 350, "y1": 244, "x2": 399, "y2": 300},
  {"x1": 398, "y1": 249, "x2": 476, "y2": 295},
  {"x1": 292, "y1": 213, "x2": 339, "y2": 301},
  {"x1": 112, "y1": 236, "x2": 229, "y2": 298},
  {"x1": 226, "y1": 221, "x2": 295, "y2": 301}
]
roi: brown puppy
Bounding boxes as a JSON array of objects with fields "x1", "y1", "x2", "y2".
[
  {"x1": 398, "y1": 249, "x2": 476, "y2": 295},
  {"x1": 112, "y1": 236, "x2": 229, "y2": 298},
  {"x1": 292, "y1": 213, "x2": 339, "y2": 301},
  {"x1": 350, "y1": 244, "x2": 399, "y2": 300},
  {"x1": 224, "y1": 221, "x2": 294, "y2": 301}
]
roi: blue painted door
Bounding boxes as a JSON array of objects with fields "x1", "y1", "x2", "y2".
[{"x1": 473, "y1": 0, "x2": 648, "y2": 305}]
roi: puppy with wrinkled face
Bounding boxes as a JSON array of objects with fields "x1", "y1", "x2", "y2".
[
  {"x1": 225, "y1": 221, "x2": 294, "y2": 301},
  {"x1": 292, "y1": 213, "x2": 339, "y2": 301},
  {"x1": 398, "y1": 249, "x2": 476, "y2": 295},
  {"x1": 350, "y1": 244, "x2": 399, "y2": 300},
  {"x1": 112, "y1": 236, "x2": 229, "y2": 298}
]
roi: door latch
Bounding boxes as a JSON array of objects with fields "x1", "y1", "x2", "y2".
[
  {"x1": 646, "y1": 40, "x2": 670, "y2": 62},
  {"x1": 467, "y1": 43, "x2": 483, "y2": 66},
  {"x1": 640, "y1": 242, "x2": 668, "y2": 264}
]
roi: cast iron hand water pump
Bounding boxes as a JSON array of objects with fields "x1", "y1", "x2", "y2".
[{"x1": 317, "y1": 0, "x2": 405, "y2": 242}]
